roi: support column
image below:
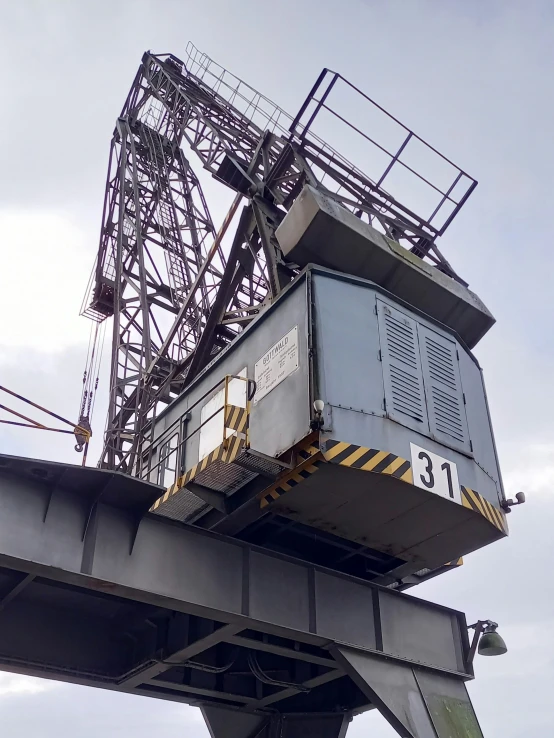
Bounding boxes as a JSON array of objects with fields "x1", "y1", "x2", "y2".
[
  {"x1": 201, "y1": 706, "x2": 351, "y2": 738},
  {"x1": 333, "y1": 647, "x2": 484, "y2": 738}
]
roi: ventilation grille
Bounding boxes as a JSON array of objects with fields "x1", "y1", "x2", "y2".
[
  {"x1": 425, "y1": 334, "x2": 457, "y2": 388},
  {"x1": 381, "y1": 305, "x2": 427, "y2": 425},
  {"x1": 390, "y1": 365, "x2": 425, "y2": 421},
  {"x1": 431, "y1": 386, "x2": 464, "y2": 441},
  {"x1": 385, "y1": 311, "x2": 418, "y2": 369},
  {"x1": 378, "y1": 300, "x2": 471, "y2": 453},
  {"x1": 419, "y1": 326, "x2": 469, "y2": 450}
]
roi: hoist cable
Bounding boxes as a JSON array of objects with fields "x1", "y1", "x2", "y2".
[
  {"x1": 79, "y1": 318, "x2": 104, "y2": 422},
  {"x1": 88, "y1": 320, "x2": 106, "y2": 418},
  {"x1": 80, "y1": 321, "x2": 96, "y2": 416}
]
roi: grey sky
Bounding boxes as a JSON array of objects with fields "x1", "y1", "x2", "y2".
[{"x1": 0, "y1": 0, "x2": 552, "y2": 735}]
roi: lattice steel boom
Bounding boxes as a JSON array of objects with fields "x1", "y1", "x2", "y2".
[{"x1": 84, "y1": 44, "x2": 477, "y2": 471}]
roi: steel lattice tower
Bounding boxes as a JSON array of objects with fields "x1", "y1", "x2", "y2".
[{"x1": 84, "y1": 44, "x2": 476, "y2": 472}]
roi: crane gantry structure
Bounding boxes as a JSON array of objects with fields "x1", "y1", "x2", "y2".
[
  {"x1": 0, "y1": 45, "x2": 514, "y2": 738},
  {"x1": 84, "y1": 43, "x2": 477, "y2": 472}
]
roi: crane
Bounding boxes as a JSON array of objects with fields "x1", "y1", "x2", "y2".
[{"x1": 83, "y1": 43, "x2": 476, "y2": 474}]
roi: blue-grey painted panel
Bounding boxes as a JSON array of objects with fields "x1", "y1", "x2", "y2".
[
  {"x1": 249, "y1": 551, "x2": 310, "y2": 632},
  {"x1": 149, "y1": 278, "x2": 311, "y2": 475},
  {"x1": 312, "y1": 270, "x2": 500, "y2": 508},
  {"x1": 313, "y1": 274, "x2": 385, "y2": 417},
  {"x1": 327, "y1": 406, "x2": 500, "y2": 506},
  {"x1": 379, "y1": 590, "x2": 462, "y2": 672},
  {"x1": 147, "y1": 268, "x2": 501, "y2": 515},
  {"x1": 93, "y1": 507, "x2": 244, "y2": 615},
  {"x1": 0, "y1": 476, "x2": 86, "y2": 572},
  {"x1": 458, "y1": 349, "x2": 502, "y2": 497},
  {"x1": 314, "y1": 571, "x2": 376, "y2": 649}
]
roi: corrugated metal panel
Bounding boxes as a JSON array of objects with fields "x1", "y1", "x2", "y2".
[
  {"x1": 418, "y1": 325, "x2": 470, "y2": 453},
  {"x1": 377, "y1": 299, "x2": 430, "y2": 434}
]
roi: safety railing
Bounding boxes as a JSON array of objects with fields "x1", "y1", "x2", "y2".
[{"x1": 140, "y1": 374, "x2": 256, "y2": 486}]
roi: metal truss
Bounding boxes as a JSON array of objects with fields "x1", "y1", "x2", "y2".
[{"x1": 84, "y1": 43, "x2": 476, "y2": 471}]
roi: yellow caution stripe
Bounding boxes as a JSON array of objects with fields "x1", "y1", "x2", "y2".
[
  {"x1": 445, "y1": 558, "x2": 463, "y2": 567},
  {"x1": 260, "y1": 439, "x2": 507, "y2": 537},
  {"x1": 323, "y1": 439, "x2": 413, "y2": 484},
  {"x1": 259, "y1": 438, "x2": 324, "y2": 509},
  {"x1": 151, "y1": 434, "x2": 245, "y2": 511},
  {"x1": 224, "y1": 404, "x2": 249, "y2": 434},
  {"x1": 461, "y1": 485, "x2": 507, "y2": 535}
]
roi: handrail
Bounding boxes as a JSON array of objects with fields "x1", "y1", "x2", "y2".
[{"x1": 144, "y1": 374, "x2": 255, "y2": 482}]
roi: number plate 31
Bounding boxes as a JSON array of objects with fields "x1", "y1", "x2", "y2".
[{"x1": 410, "y1": 443, "x2": 461, "y2": 504}]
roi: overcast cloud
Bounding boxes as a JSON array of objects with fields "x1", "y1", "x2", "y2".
[{"x1": 0, "y1": 0, "x2": 553, "y2": 735}]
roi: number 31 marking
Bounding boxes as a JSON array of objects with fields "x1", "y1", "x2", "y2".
[{"x1": 411, "y1": 444, "x2": 460, "y2": 504}]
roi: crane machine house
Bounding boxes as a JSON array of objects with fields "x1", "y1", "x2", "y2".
[{"x1": 140, "y1": 182, "x2": 505, "y2": 590}]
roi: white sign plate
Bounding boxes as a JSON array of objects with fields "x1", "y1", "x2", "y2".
[
  {"x1": 199, "y1": 369, "x2": 247, "y2": 460},
  {"x1": 254, "y1": 326, "x2": 299, "y2": 404},
  {"x1": 410, "y1": 443, "x2": 461, "y2": 504}
]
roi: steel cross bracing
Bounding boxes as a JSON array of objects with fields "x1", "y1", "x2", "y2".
[{"x1": 85, "y1": 44, "x2": 476, "y2": 471}]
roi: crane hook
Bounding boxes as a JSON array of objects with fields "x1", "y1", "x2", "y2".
[{"x1": 74, "y1": 415, "x2": 92, "y2": 452}]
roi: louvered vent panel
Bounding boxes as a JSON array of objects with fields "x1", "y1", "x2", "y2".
[
  {"x1": 377, "y1": 300, "x2": 429, "y2": 433},
  {"x1": 419, "y1": 326, "x2": 470, "y2": 452}
]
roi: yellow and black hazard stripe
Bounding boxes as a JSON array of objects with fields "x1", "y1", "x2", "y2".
[
  {"x1": 323, "y1": 439, "x2": 413, "y2": 484},
  {"x1": 461, "y1": 486, "x2": 507, "y2": 535},
  {"x1": 259, "y1": 438, "x2": 507, "y2": 536},
  {"x1": 297, "y1": 440, "x2": 321, "y2": 462},
  {"x1": 224, "y1": 404, "x2": 249, "y2": 435},
  {"x1": 259, "y1": 439, "x2": 324, "y2": 509},
  {"x1": 445, "y1": 558, "x2": 463, "y2": 568},
  {"x1": 151, "y1": 433, "x2": 245, "y2": 511}
]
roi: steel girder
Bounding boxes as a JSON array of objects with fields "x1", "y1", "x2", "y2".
[{"x1": 0, "y1": 454, "x2": 483, "y2": 738}]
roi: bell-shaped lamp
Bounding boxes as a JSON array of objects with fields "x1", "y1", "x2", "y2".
[{"x1": 478, "y1": 623, "x2": 508, "y2": 657}]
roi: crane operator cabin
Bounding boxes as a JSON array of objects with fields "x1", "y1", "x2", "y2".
[{"x1": 140, "y1": 185, "x2": 504, "y2": 589}]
